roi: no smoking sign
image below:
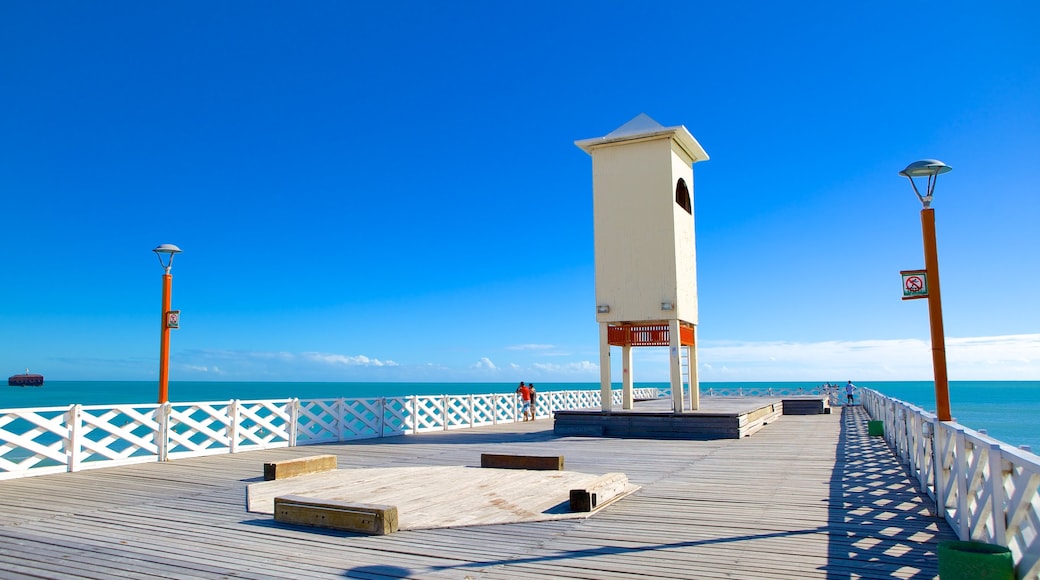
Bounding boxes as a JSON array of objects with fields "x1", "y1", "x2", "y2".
[{"x1": 900, "y1": 269, "x2": 928, "y2": 300}]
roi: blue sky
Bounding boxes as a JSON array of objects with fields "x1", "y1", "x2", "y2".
[{"x1": 2, "y1": 2, "x2": 1038, "y2": 383}]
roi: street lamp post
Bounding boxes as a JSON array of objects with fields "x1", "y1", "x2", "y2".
[
  {"x1": 899, "y1": 160, "x2": 952, "y2": 421},
  {"x1": 153, "y1": 244, "x2": 182, "y2": 404}
]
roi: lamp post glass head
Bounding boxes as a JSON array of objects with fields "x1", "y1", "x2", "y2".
[
  {"x1": 899, "y1": 159, "x2": 952, "y2": 208},
  {"x1": 153, "y1": 244, "x2": 182, "y2": 272}
]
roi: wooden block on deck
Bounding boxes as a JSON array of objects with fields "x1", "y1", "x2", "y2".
[
  {"x1": 569, "y1": 472, "x2": 629, "y2": 512},
  {"x1": 274, "y1": 495, "x2": 398, "y2": 535},
  {"x1": 480, "y1": 453, "x2": 564, "y2": 471},
  {"x1": 263, "y1": 454, "x2": 337, "y2": 481}
]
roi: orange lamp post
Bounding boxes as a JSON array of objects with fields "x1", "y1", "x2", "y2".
[
  {"x1": 153, "y1": 244, "x2": 182, "y2": 404},
  {"x1": 899, "y1": 160, "x2": 952, "y2": 421}
]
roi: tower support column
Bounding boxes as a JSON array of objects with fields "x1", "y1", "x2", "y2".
[
  {"x1": 622, "y1": 344, "x2": 634, "y2": 409},
  {"x1": 669, "y1": 320, "x2": 684, "y2": 412},
  {"x1": 688, "y1": 326, "x2": 700, "y2": 410},
  {"x1": 599, "y1": 323, "x2": 612, "y2": 411}
]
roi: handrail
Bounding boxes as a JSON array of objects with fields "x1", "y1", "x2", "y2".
[
  {"x1": 0, "y1": 386, "x2": 661, "y2": 480},
  {"x1": 861, "y1": 388, "x2": 1039, "y2": 579}
]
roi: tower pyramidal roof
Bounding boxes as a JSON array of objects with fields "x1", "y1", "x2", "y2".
[
  {"x1": 603, "y1": 112, "x2": 666, "y2": 139},
  {"x1": 575, "y1": 113, "x2": 708, "y2": 162}
]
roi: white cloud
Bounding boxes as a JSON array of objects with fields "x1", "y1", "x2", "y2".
[
  {"x1": 302, "y1": 352, "x2": 398, "y2": 367},
  {"x1": 191, "y1": 349, "x2": 296, "y2": 362},
  {"x1": 506, "y1": 344, "x2": 555, "y2": 351},
  {"x1": 183, "y1": 365, "x2": 224, "y2": 374},
  {"x1": 531, "y1": 360, "x2": 599, "y2": 374},
  {"x1": 472, "y1": 357, "x2": 497, "y2": 370}
]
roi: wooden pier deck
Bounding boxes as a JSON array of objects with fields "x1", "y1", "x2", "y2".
[{"x1": 0, "y1": 406, "x2": 955, "y2": 579}]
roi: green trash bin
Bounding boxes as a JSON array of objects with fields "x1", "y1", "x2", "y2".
[
  {"x1": 938, "y1": 540, "x2": 1013, "y2": 580},
  {"x1": 868, "y1": 420, "x2": 884, "y2": 436}
]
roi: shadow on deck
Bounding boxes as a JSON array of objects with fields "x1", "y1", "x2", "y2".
[{"x1": 824, "y1": 405, "x2": 954, "y2": 578}]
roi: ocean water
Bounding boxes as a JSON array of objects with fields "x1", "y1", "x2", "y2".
[{"x1": 2, "y1": 379, "x2": 1037, "y2": 452}]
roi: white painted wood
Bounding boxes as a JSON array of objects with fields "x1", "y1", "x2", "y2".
[
  {"x1": 599, "y1": 322, "x2": 612, "y2": 412},
  {"x1": 621, "y1": 344, "x2": 633, "y2": 410},
  {"x1": 576, "y1": 114, "x2": 707, "y2": 416},
  {"x1": 688, "y1": 332, "x2": 700, "y2": 410},
  {"x1": 669, "y1": 319, "x2": 683, "y2": 412},
  {"x1": 575, "y1": 115, "x2": 706, "y2": 325}
]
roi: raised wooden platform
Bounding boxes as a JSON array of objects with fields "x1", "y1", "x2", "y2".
[
  {"x1": 554, "y1": 396, "x2": 827, "y2": 439},
  {"x1": 782, "y1": 395, "x2": 831, "y2": 415},
  {"x1": 247, "y1": 465, "x2": 640, "y2": 530}
]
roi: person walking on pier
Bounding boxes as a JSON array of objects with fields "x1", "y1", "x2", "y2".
[
  {"x1": 845, "y1": 380, "x2": 856, "y2": 405},
  {"x1": 528, "y1": 383, "x2": 537, "y2": 419}
]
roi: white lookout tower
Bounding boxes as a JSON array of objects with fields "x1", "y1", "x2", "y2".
[{"x1": 575, "y1": 114, "x2": 709, "y2": 413}]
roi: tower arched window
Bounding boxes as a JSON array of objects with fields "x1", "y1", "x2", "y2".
[{"x1": 675, "y1": 178, "x2": 692, "y2": 214}]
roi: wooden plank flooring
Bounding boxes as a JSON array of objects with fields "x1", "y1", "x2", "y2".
[{"x1": 0, "y1": 406, "x2": 956, "y2": 579}]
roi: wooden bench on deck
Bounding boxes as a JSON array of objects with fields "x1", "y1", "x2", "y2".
[
  {"x1": 570, "y1": 472, "x2": 630, "y2": 512},
  {"x1": 263, "y1": 454, "x2": 337, "y2": 481},
  {"x1": 480, "y1": 453, "x2": 564, "y2": 471},
  {"x1": 274, "y1": 495, "x2": 398, "y2": 535}
]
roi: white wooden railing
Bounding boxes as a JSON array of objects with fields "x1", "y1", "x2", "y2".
[
  {"x1": 701, "y1": 384, "x2": 840, "y2": 403},
  {"x1": 0, "y1": 387, "x2": 660, "y2": 480},
  {"x1": 862, "y1": 388, "x2": 1040, "y2": 579}
]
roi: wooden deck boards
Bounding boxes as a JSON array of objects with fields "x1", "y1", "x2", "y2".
[{"x1": 0, "y1": 406, "x2": 956, "y2": 579}]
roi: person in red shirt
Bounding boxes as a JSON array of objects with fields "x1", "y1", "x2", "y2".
[{"x1": 516, "y1": 382, "x2": 532, "y2": 421}]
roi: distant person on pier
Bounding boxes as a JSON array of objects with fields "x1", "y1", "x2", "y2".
[
  {"x1": 528, "y1": 383, "x2": 537, "y2": 418},
  {"x1": 516, "y1": 382, "x2": 532, "y2": 421},
  {"x1": 845, "y1": 381, "x2": 856, "y2": 405}
]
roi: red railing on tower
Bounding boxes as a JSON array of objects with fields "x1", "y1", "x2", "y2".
[{"x1": 607, "y1": 323, "x2": 695, "y2": 347}]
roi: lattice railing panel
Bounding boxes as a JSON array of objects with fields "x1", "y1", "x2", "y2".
[
  {"x1": 339, "y1": 398, "x2": 383, "y2": 439},
  {"x1": 0, "y1": 407, "x2": 70, "y2": 478},
  {"x1": 412, "y1": 395, "x2": 445, "y2": 433},
  {"x1": 494, "y1": 393, "x2": 518, "y2": 422},
  {"x1": 381, "y1": 397, "x2": 411, "y2": 436},
  {"x1": 234, "y1": 400, "x2": 291, "y2": 450},
  {"x1": 75, "y1": 404, "x2": 160, "y2": 467},
  {"x1": 443, "y1": 395, "x2": 471, "y2": 430},
  {"x1": 296, "y1": 399, "x2": 341, "y2": 444},
  {"x1": 470, "y1": 394, "x2": 497, "y2": 426},
  {"x1": 166, "y1": 402, "x2": 233, "y2": 458},
  {"x1": 1005, "y1": 462, "x2": 1040, "y2": 578}
]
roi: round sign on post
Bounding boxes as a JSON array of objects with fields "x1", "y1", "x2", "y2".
[{"x1": 900, "y1": 270, "x2": 928, "y2": 300}]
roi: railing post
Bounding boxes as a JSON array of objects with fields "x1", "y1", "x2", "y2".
[
  {"x1": 442, "y1": 396, "x2": 449, "y2": 431},
  {"x1": 65, "y1": 404, "x2": 82, "y2": 473},
  {"x1": 468, "y1": 394, "x2": 474, "y2": 427},
  {"x1": 337, "y1": 398, "x2": 346, "y2": 442},
  {"x1": 493, "y1": 394, "x2": 499, "y2": 425},
  {"x1": 157, "y1": 402, "x2": 170, "y2": 462},
  {"x1": 986, "y1": 442, "x2": 1007, "y2": 545},
  {"x1": 410, "y1": 396, "x2": 418, "y2": 434},
  {"x1": 916, "y1": 417, "x2": 929, "y2": 491},
  {"x1": 228, "y1": 400, "x2": 239, "y2": 453},
  {"x1": 932, "y1": 420, "x2": 946, "y2": 518},
  {"x1": 951, "y1": 426, "x2": 969, "y2": 539},
  {"x1": 954, "y1": 427, "x2": 970, "y2": 539},
  {"x1": 288, "y1": 398, "x2": 299, "y2": 447},
  {"x1": 379, "y1": 397, "x2": 386, "y2": 438}
]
